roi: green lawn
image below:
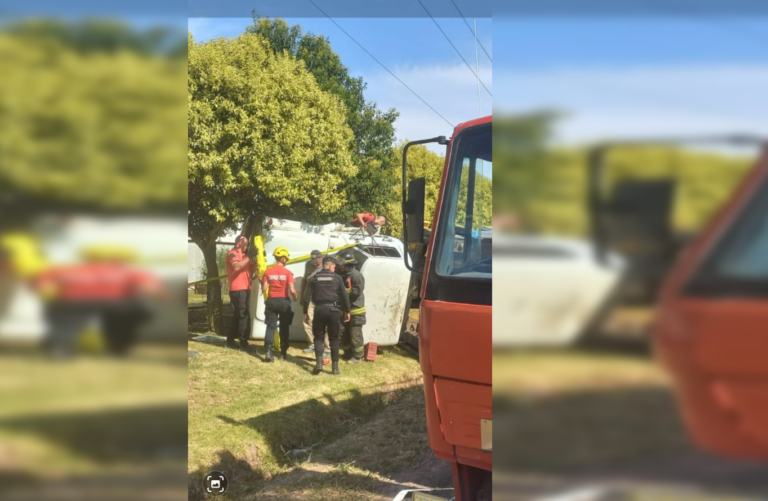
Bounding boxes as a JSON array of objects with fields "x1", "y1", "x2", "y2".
[
  {"x1": 0, "y1": 346, "x2": 188, "y2": 498},
  {"x1": 188, "y1": 335, "x2": 428, "y2": 501}
]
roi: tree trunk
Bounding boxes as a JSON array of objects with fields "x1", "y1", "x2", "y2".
[{"x1": 202, "y1": 240, "x2": 223, "y2": 334}]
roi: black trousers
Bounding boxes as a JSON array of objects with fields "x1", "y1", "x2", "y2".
[
  {"x1": 264, "y1": 297, "x2": 292, "y2": 352},
  {"x1": 312, "y1": 304, "x2": 341, "y2": 362},
  {"x1": 102, "y1": 300, "x2": 153, "y2": 356},
  {"x1": 342, "y1": 314, "x2": 366, "y2": 360},
  {"x1": 228, "y1": 290, "x2": 251, "y2": 347},
  {"x1": 44, "y1": 300, "x2": 152, "y2": 357}
]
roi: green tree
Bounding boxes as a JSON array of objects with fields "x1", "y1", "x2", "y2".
[
  {"x1": 188, "y1": 32, "x2": 355, "y2": 332},
  {"x1": 248, "y1": 17, "x2": 400, "y2": 225},
  {"x1": 456, "y1": 167, "x2": 493, "y2": 231},
  {"x1": 0, "y1": 20, "x2": 187, "y2": 222},
  {"x1": 492, "y1": 111, "x2": 569, "y2": 232},
  {"x1": 386, "y1": 142, "x2": 445, "y2": 238}
]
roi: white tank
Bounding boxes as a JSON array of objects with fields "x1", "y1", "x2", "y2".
[
  {"x1": 0, "y1": 279, "x2": 47, "y2": 340},
  {"x1": 492, "y1": 235, "x2": 626, "y2": 347}
]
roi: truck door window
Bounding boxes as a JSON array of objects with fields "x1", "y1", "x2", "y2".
[
  {"x1": 434, "y1": 125, "x2": 492, "y2": 278},
  {"x1": 685, "y1": 175, "x2": 768, "y2": 297}
]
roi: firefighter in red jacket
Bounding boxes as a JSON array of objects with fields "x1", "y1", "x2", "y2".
[{"x1": 33, "y1": 246, "x2": 164, "y2": 358}]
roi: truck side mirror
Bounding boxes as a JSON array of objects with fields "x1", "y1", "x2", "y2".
[{"x1": 404, "y1": 178, "x2": 425, "y2": 245}]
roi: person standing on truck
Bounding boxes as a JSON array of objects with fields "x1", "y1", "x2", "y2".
[
  {"x1": 350, "y1": 213, "x2": 387, "y2": 235},
  {"x1": 300, "y1": 250, "x2": 330, "y2": 358},
  {"x1": 225, "y1": 235, "x2": 256, "y2": 351},
  {"x1": 336, "y1": 250, "x2": 366, "y2": 363},
  {"x1": 261, "y1": 247, "x2": 298, "y2": 362},
  {"x1": 303, "y1": 256, "x2": 350, "y2": 376}
]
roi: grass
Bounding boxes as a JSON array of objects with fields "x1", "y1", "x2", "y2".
[
  {"x1": 492, "y1": 349, "x2": 690, "y2": 473},
  {"x1": 187, "y1": 334, "x2": 428, "y2": 501},
  {"x1": 0, "y1": 346, "x2": 188, "y2": 498},
  {"x1": 188, "y1": 290, "x2": 231, "y2": 306}
]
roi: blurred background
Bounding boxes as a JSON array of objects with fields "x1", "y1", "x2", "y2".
[
  {"x1": 493, "y1": 12, "x2": 768, "y2": 501},
  {"x1": 0, "y1": 16, "x2": 188, "y2": 501}
]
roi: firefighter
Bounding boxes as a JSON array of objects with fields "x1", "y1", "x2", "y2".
[
  {"x1": 32, "y1": 245, "x2": 164, "y2": 358},
  {"x1": 303, "y1": 256, "x2": 350, "y2": 375},
  {"x1": 261, "y1": 246, "x2": 298, "y2": 362},
  {"x1": 300, "y1": 250, "x2": 330, "y2": 358},
  {"x1": 225, "y1": 235, "x2": 256, "y2": 350},
  {"x1": 336, "y1": 250, "x2": 366, "y2": 363}
]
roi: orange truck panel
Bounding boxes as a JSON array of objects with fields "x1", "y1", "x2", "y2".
[{"x1": 654, "y1": 148, "x2": 768, "y2": 459}]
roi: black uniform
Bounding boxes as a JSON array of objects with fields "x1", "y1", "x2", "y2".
[
  {"x1": 303, "y1": 268, "x2": 350, "y2": 362},
  {"x1": 340, "y1": 267, "x2": 366, "y2": 360}
]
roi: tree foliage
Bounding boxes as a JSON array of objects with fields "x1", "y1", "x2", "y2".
[
  {"x1": 188, "y1": 31, "x2": 355, "y2": 237},
  {"x1": 248, "y1": 17, "x2": 400, "y2": 223},
  {"x1": 493, "y1": 113, "x2": 756, "y2": 236},
  {"x1": 456, "y1": 165, "x2": 492, "y2": 231},
  {"x1": 0, "y1": 20, "x2": 187, "y2": 214}
]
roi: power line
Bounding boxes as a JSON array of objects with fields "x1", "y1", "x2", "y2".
[
  {"x1": 416, "y1": 0, "x2": 492, "y2": 97},
  {"x1": 449, "y1": 0, "x2": 492, "y2": 62},
  {"x1": 305, "y1": 0, "x2": 455, "y2": 128}
]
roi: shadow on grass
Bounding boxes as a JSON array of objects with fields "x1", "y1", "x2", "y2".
[
  {"x1": 0, "y1": 403, "x2": 188, "y2": 464},
  {"x1": 188, "y1": 449, "x2": 264, "y2": 501},
  {"x1": 0, "y1": 404, "x2": 188, "y2": 500},
  {"x1": 493, "y1": 385, "x2": 768, "y2": 498},
  {"x1": 217, "y1": 387, "x2": 384, "y2": 468},
  {"x1": 188, "y1": 448, "x2": 439, "y2": 501}
]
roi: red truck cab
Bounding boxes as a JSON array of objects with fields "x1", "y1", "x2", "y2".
[
  {"x1": 402, "y1": 116, "x2": 492, "y2": 500},
  {"x1": 654, "y1": 145, "x2": 768, "y2": 458}
]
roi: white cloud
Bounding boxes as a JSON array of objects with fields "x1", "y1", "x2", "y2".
[
  {"x1": 494, "y1": 64, "x2": 768, "y2": 145},
  {"x1": 363, "y1": 63, "x2": 492, "y2": 152}
]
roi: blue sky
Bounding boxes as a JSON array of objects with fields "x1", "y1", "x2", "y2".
[
  {"x1": 188, "y1": 17, "x2": 492, "y2": 150},
  {"x1": 494, "y1": 18, "x2": 768, "y2": 145}
]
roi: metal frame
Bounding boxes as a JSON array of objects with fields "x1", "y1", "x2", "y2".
[{"x1": 402, "y1": 135, "x2": 449, "y2": 273}]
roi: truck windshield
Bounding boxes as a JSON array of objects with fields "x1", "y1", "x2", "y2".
[
  {"x1": 434, "y1": 124, "x2": 492, "y2": 279},
  {"x1": 686, "y1": 173, "x2": 768, "y2": 297}
]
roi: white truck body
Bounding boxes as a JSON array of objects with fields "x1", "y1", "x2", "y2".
[
  {"x1": 249, "y1": 217, "x2": 411, "y2": 346},
  {"x1": 492, "y1": 235, "x2": 626, "y2": 347}
]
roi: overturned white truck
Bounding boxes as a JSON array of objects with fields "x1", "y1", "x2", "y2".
[{"x1": 248, "y1": 218, "x2": 412, "y2": 347}]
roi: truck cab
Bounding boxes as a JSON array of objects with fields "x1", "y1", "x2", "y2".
[{"x1": 402, "y1": 116, "x2": 492, "y2": 500}]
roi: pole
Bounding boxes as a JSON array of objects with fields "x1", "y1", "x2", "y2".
[{"x1": 474, "y1": 18, "x2": 481, "y2": 117}]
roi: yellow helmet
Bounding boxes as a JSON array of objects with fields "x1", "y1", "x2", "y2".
[{"x1": 273, "y1": 246, "x2": 290, "y2": 259}]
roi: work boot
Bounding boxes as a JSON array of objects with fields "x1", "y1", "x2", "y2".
[
  {"x1": 312, "y1": 356, "x2": 323, "y2": 375},
  {"x1": 349, "y1": 357, "x2": 360, "y2": 365},
  {"x1": 264, "y1": 344, "x2": 274, "y2": 363},
  {"x1": 279, "y1": 348, "x2": 288, "y2": 361},
  {"x1": 332, "y1": 361, "x2": 340, "y2": 376}
]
